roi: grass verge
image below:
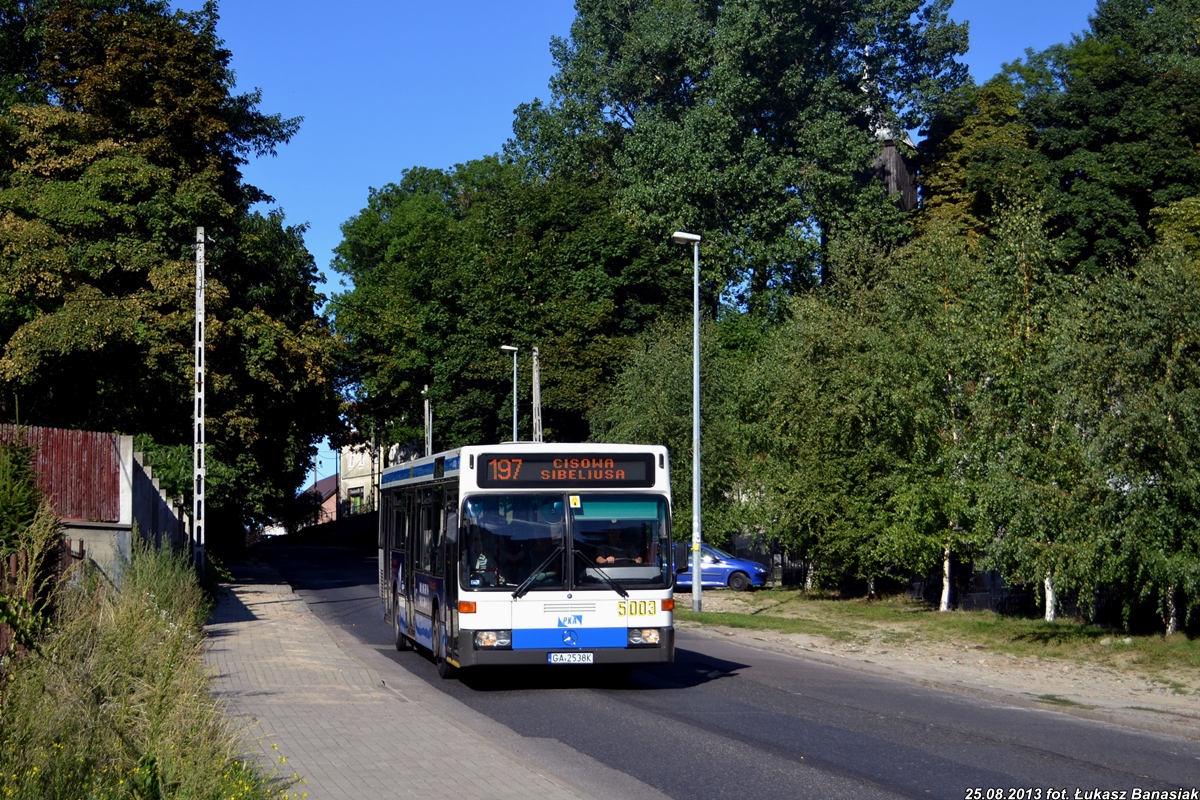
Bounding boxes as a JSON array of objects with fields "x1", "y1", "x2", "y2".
[
  {"x1": 1032, "y1": 694, "x2": 1095, "y2": 709},
  {"x1": 674, "y1": 589, "x2": 1200, "y2": 687},
  {"x1": 0, "y1": 542, "x2": 304, "y2": 799}
]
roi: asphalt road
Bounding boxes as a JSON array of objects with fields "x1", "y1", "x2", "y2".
[{"x1": 257, "y1": 544, "x2": 1200, "y2": 800}]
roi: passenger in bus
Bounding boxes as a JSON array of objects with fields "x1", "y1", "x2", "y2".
[{"x1": 464, "y1": 531, "x2": 498, "y2": 587}]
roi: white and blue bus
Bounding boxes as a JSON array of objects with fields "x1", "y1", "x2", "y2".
[{"x1": 379, "y1": 442, "x2": 675, "y2": 678}]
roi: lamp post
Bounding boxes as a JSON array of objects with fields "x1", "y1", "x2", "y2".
[
  {"x1": 500, "y1": 345, "x2": 518, "y2": 442},
  {"x1": 671, "y1": 230, "x2": 703, "y2": 612}
]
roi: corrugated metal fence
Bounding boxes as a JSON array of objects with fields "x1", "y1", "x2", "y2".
[{"x1": 0, "y1": 425, "x2": 121, "y2": 523}]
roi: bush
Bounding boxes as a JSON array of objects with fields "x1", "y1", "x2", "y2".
[
  {"x1": 0, "y1": 434, "x2": 41, "y2": 557},
  {"x1": 0, "y1": 542, "x2": 302, "y2": 799}
]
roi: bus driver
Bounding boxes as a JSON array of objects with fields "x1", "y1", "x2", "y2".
[{"x1": 595, "y1": 528, "x2": 643, "y2": 565}]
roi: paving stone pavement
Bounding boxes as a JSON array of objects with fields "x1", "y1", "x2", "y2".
[{"x1": 203, "y1": 560, "x2": 595, "y2": 800}]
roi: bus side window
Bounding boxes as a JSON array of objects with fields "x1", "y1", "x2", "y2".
[
  {"x1": 441, "y1": 494, "x2": 459, "y2": 578},
  {"x1": 426, "y1": 488, "x2": 443, "y2": 573},
  {"x1": 393, "y1": 503, "x2": 405, "y2": 553},
  {"x1": 411, "y1": 491, "x2": 424, "y2": 573},
  {"x1": 432, "y1": 487, "x2": 447, "y2": 577},
  {"x1": 408, "y1": 493, "x2": 418, "y2": 566},
  {"x1": 378, "y1": 496, "x2": 386, "y2": 549},
  {"x1": 420, "y1": 499, "x2": 433, "y2": 573}
]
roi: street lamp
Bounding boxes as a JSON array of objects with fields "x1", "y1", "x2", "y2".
[
  {"x1": 671, "y1": 230, "x2": 703, "y2": 613},
  {"x1": 500, "y1": 345, "x2": 518, "y2": 442}
]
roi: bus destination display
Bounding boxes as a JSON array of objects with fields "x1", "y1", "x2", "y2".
[{"x1": 478, "y1": 453, "x2": 655, "y2": 488}]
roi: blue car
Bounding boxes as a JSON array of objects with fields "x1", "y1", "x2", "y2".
[{"x1": 675, "y1": 544, "x2": 769, "y2": 592}]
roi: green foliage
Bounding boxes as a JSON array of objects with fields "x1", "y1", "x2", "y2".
[
  {"x1": 740, "y1": 291, "x2": 929, "y2": 584},
  {"x1": 325, "y1": 0, "x2": 1200, "y2": 632},
  {"x1": 1152, "y1": 195, "x2": 1200, "y2": 257},
  {"x1": 918, "y1": 77, "x2": 1049, "y2": 245},
  {"x1": 134, "y1": 433, "x2": 189, "y2": 501},
  {"x1": 0, "y1": 0, "x2": 49, "y2": 110},
  {"x1": 334, "y1": 158, "x2": 681, "y2": 446},
  {"x1": 589, "y1": 314, "x2": 755, "y2": 545},
  {"x1": 0, "y1": 433, "x2": 61, "y2": 655},
  {"x1": 0, "y1": 433, "x2": 39, "y2": 554},
  {"x1": 205, "y1": 214, "x2": 342, "y2": 529},
  {"x1": 508, "y1": 0, "x2": 968, "y2": 302},
  {"x1": 1054, "y1": 252, "x2": 1200, "y2": 625},
  {"x1": 0, "y1": 542, "x2": 300, "y2": 799},
  {"x1": 0, "y1": 1, "x2": 340, "y2": 535},
  {"x1": 920, "y1": 1, "x2": 1200, "y2": 272}
]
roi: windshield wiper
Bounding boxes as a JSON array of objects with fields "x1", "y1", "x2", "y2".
[
  {"x1": 573, "y1": 549, "x2": 629, "y2": 598},
  {"x1": 511, "y1": 545, "x2": 564, "y2": 600}
]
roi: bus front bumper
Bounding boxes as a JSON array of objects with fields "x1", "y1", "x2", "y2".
[{"x1": 452, "y1": 628, "x2": 675, "y2": 668}]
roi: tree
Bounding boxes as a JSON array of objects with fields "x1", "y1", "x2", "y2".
[
  {"x1": 1008, "y1": 0, "x2": 1200, "y2": 272},
  {"x1": 508, "y1": 0, "x2": 969, "y2": 308},
  {"x1": 1057, "y1": 252, "x2": 1200, "y2": 633},
  {"x1": 874, "y1": 221, "x2": 995, "y2": 610},
  {"x1": 740, "y1": 290, "x2": 927, "y2": 592},
  {"x1": 908, "y1": 0, "x2": 1200, "y2": 620},
  {"x1": 0, "y1": 1, "x2": 339, "y2": 538},
  {"x1": 0, "y1": 0, "x2": 49, "y2": 109},
  {"x1": 333, "y1": 159, "x2": 683, "y2": 448},
  {"x1": 589, "y1": 314, "x2": 756, "y2": 549},
  {"x1": 961, "y1": 204, "x2": 1100, "y2": 622},
  {"x1": 917, "y1": 77, "x2": 1049, "y2": 247}
]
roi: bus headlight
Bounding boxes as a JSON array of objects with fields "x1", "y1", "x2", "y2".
[
  {"x1": 473, "y1": 630, "x2": 512, "y2": 649},
  {"x1": 627, "y1": 628, "x2": 661, "y2": 647}
]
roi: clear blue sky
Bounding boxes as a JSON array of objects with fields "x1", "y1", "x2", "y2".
[{"x1": 173, "y1": 0, "x2": 1099, "y2": 487}]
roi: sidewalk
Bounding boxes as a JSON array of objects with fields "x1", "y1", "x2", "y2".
[{"x1": 204, "y1": 560, "x2": 601, "y2": 800}]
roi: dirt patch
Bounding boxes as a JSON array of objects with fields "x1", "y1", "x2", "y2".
[{"x1": 675, "y1": 590, "x2": 1200, "y2": 741}]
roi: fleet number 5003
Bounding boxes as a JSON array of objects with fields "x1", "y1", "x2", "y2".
[{"x1": 617, "y1": 600, "x2": 656, "y2": 617}]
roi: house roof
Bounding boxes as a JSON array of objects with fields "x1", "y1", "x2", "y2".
[{"x1": 304, "y1": 474, "x2": 339, "y2": 502}]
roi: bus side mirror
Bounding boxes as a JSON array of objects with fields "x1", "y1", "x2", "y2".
[{"x1": 673, "y1": 542, "x2": 689, "y2": 572}]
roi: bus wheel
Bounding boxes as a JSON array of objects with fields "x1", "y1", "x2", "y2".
[
  {"x1": 433, "y1": 615, "x2": 454, "y2": 679},
  {"x1": 728, "y1": 571, "x2": 751, "y2": 592},
  {"x1": 393, "y1": 590, "x2": 412, "y2": 651}
]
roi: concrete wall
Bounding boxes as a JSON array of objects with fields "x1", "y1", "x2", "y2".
[{"x1": 61, "y1": 435, "x2": 189, "y2": 587}]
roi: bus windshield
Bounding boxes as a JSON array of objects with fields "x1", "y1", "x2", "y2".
[
  {"x1": 570, "y1": 494, "x2": 671, "y2": 589},
  {"x1": 460, "y1": 494, "x2": 566, "y2": 591},
  {"x1": 459, "y1": 493, "x2": 670, "y2": 591}
]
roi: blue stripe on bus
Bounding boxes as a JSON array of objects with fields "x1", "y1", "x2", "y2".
[
  {"x1": 512, "y1": 627, "x2": 627, "y2": 650},
  {"x1": 380, "y1": 458, "x2": 462, "y2": 488}
]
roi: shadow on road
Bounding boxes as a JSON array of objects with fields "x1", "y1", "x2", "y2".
[{"x1": 450, "y1": 647, "x2": 749, "y2": 693}]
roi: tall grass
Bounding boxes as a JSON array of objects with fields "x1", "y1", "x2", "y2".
[{"x1": 0, "y1": 542, "x2": 302, "y2": 799}]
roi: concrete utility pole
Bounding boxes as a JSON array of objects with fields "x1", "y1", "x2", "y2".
[
  {"x1": 193, "y1": 227, "x2": 208, "y2": 575},
  {"x1": 532, "y1": 347, "x2": 543, "y2": 442}
]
